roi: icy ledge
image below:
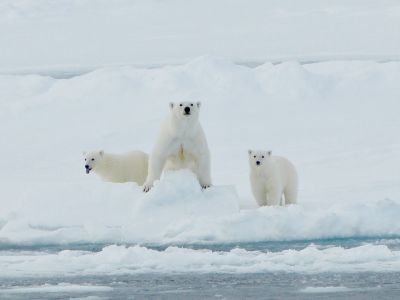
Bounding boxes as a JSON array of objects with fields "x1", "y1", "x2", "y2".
[{"x1": 1, "y1": 171, "x2": 400, "y2": 246}]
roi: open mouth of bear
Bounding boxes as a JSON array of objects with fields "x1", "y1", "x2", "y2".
[
  {"x1": 86, "y1": 168, "x2": 91, "y2": 174},
  {"x1": 184, "y1": 112, "x2": 191, "y2": 116}
]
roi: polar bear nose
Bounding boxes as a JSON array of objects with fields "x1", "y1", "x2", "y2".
[
  {"x1": 85, "y1": 164, "x2": 89, "y2": 169},
  {"x1": 256, "y1": 161, "x2": 261, "y2": 165},
  {"x1": 184, "y1": 107, "x2": 190, "y2": 114}
]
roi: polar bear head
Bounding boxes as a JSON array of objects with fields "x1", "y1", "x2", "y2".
[
  {"x1": 169, "y1": 101, "x2": 201, "y2": 121},
  {"x1": 248, "y1": 149, "x2": 272, "y2": 167},
  {"x1": 83, "y1": 150, "x2": 104, "y2": 174}
]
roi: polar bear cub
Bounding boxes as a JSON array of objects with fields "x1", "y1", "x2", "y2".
[
  {"x1": 248, "y1": 150, "x2": 297, "y2": 206},
  {"x1": 143, "y1": 101, "x2": 212, "y2": 192},
  {"x1": 83, "y1": 150, "x2": 148, "y2": 185}
]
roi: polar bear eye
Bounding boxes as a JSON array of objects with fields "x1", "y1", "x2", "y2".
[
  {"x1": 190, "y1": 103, "x2": 193, "y2": 106},
  {"x1": 85, "y1": 158, "x2": 87, "y2": 161},
  {"x1": 253, "y1": 155, "x2": 256, "y2": 158},
  {"x1": 179, "y1": 104, "x2": 183, "y2": 107},
  {"x1": 91, "y1": 158, "x2": 95, "y2": 161},
  {"x1": 262, "y1": 156, "x2": 264, "y2": 158}
]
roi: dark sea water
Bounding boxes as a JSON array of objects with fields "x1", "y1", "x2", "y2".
[
  {"x1": 2, "y1": 272, "x2": 400, "y2": 300},
  {"x1": 1, "y1": 238, "x2": 400, "y2": 300}
]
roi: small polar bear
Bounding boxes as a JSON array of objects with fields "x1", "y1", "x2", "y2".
[
  {"x1": 83, "y1": 150, "x2": 148, "y2": 185},
  {"x1": 143, "y1": 101, "x2": 212, "y2": 192},
  {"x1": 248, "y1": 150, "x2": 298, "y2": 206}
]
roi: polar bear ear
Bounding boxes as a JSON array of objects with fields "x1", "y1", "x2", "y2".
[
  {"x1": 248, "y1": 149, "x2": 252, "y2": 155},
  {"x1": 169, "y1": 102, "x2": 174, "y2": 109},
  {"x1": 99, "y1": 150, "x2": 104, "y2": 156},
  {"x1": 196, "y1": 101, "x2": 201, "y2": 108},
  {"x1": 267, "y1": 150, "x2": 272, "y2": 156}
]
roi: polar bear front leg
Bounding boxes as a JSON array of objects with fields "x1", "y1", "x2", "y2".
[
  {"x1": 143, "y1": 152, "x2": 167, "y2": 192},
  {"x1": 196, "y1": 151, "x2": 212, "y2": 189},
  {"x1": 266, "y1": 187, "x2": 282, "y2": 206},
  {"x1": 250, "y1": 183, "x2": 267, "y2": 206},
  {"x1": 254, "y1": 189, "x2": 267, "y2": 207}
]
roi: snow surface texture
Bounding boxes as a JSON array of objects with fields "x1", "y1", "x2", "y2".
[
  {"x1": 1, "y1": 57, "x2": 399, "y2": 247},
  {"x1": 0, "y1": 0, "x2": 400, "y2": 72},
  {"x1": 1, "y1": 244, "x2": 400, "y2": 277}
]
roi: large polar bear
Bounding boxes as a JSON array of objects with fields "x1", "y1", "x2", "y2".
[
  {"x1": 83, "y1": 150, "x2": 148, "y2": 185},
  {"x1": 248, "y1": 150, "x2": 297, "y2": 206},
  {"x1": 143, "y1": 101, "x2": 212, "y2": 192}
]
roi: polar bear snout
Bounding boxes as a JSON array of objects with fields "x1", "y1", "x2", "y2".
[
  {"x1": 85, "y1": 164, "x2": 91, "y2": 174},
  {"x1": 184, "y1": 106, "x2": 191, "y2": 115}
]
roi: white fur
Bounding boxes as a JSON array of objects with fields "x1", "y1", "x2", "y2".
[
  {"x1": 143, "y1": 101, "x2": 212, "y2": 192},
  {"x1": 248, "y1": 150, "x2": 298, "y2": 206},
  {"x1": 83, "y1": 150, "x2": 148, "y2": 185}
]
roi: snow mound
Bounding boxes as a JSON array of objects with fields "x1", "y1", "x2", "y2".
[
  {"x1": 133, "y1": 170, "x2": 239, "y2": 219},
  {"x1": 128, "y1": 170, "x2": 240, "y2": 241}
]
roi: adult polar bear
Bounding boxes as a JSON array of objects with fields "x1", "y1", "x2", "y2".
[{"x1": 143, "y1": 101, "x2": 212, "y2": 192}]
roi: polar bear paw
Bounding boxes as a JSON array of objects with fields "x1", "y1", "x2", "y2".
[
  {"x1": 201, "y1": 184, "x2": 211, "y2": 190},
  {"x1": 143, "y1": 183, "x2": 153, "y2": 193}
]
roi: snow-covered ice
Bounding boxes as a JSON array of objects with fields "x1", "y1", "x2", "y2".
[
  {"x1": 1, "y1": 0, "x2": 400, "y2": 71},
  {"x1": 0, "y1": 283, "x2": 113, "y2": 294},
  {"x1": 0, "y1": 57, "x2": 399, "y2": 247},
  {"x1": 1, "y1": 243, "x2": 400, "y2": 277}
]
